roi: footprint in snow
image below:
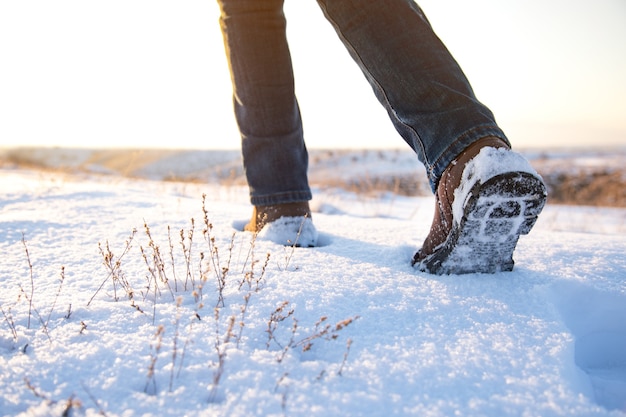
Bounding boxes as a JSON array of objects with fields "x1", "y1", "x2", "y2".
[{"x1": 551, "y1": 281, "x2": 626, "y2": 412}]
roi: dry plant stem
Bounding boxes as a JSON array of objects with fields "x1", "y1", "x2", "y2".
[
  {"x1": 1, "y1": 305, "x2": 18, "y2": 342},
  {"x1": 98, "y1": 236, "x2": 144, "y2": 314},
  {"x1": 266, "y1": 301, "x2": 295, "y2": 350},
  {"x1": 179, "y1": 219, "x2": 196, "y2": 291},
  {"x1": 145, "y1": 325, "x2": 165, "y2": 395},
  {"x1": 224, "y1": 233, "x2": 236, "y2": 279},
  {"x1": 18, "y1": 284, "x2": 51, "y2": 343},
  {"x1": 338, "y1": 338, "x2": 353, "y2": 376},
  {"x1": 45, "y1": 266, "x2": 65, "y2": 329},
  {"x1": 152, "y1": 272, "x2": 158, "y2": 324},
  {"x1": 177, "y1": 316, "x2": 201, "y2": 378},
  {"x1": 257, "y1": 253, "x2": 270, "y2": 291},
  {"x1": 169, "y1": 297, "x2": 182, "y2": 392},
  {"x1": 281, "y1": 385, "x2": 289, "y2": 416},
  {"x1": 62, "y1": 395, "x2": 81, "y2": 417},
  {"x1": 209, "y1": 310, "x2": 236, "y2": 403},
  {"x1": 236, "y1": 252, "x2": 270, "y2": 348},
  {"x1": 80, "y1": 381, "x2": 109, "y2": 417},
  {"x1": 89, "y1": 229, "x2": 137, "y2": 306},
  {"x1": 281, "y1": 215, "x2": 308, "y2": 270},
  {"x1": 25, "y1": 377, "x2": 82, "y2": 415},
  {"x1": 142, "y1": 221, "x2": 174, "y2": 301},
  {"x1": 241, "y1": 230, "x2": 259, "y2": 274},
  {"x1": 195, "y1": 252, "x2": 206, "y2": 303},
  {"x1": 277, "y1": 317, "x2": 298, "y2": 363},
  {"x1": 28, "y1": 378, "x2": 82, "y2": 416},
  {"x1": 139, "y1": 242, "x2": 164, "y2": 324},
  {"x1": 236, "y1": 293, "x2": 251, "y2": 349},
  {"x1": 219, "y1": 233, "x2": 236, "y2": 304},
  {"x1": 21, "y1": 234, "x2": 34, "y2": 329},
  {"x1": 201, "y1": 194, "x2": 227, "y2": 308},
  {"x1": 295, "y1": 316, "x2": 360, "y2": 352},
  {"x1": 274, "y1": 372, "x2": 289, "y2": 393},
  {"x1": 266, "y1": 304, "x2": 359, "y2": 362},
  {"x1": 24, "y1": 377, "x2": 50, "y2": 401},
  {"x1": 101, "y1": 242, "x2": 121, "y2": 301},
  {"x1": 298, "y1": 316, "x2": 330, "y2": 352},
  {"x1": 236, "y1": 293, "x2": 247, "y2": 349},
  {"x1": 140, "y1": 246, "x2": 158, "y2": 300},
  {"x1": 239, "y1": 251, "x2": 270, "y2": 292},
  {"x1": 167, "y1": 225, "x2": 179, "y2": 292}
]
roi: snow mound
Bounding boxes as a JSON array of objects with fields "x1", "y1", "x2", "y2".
[{"x1": 258, "y1": 216, "x2": 318, "y2": 247}]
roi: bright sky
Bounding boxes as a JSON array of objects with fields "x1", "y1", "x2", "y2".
[{"x1": 1, "y1": 0, "x2": 624, "y2": 150}]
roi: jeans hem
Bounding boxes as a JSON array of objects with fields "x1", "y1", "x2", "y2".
[
  {"x1": 427, "y1": 125, "x2": 509, "y2": 192},
  {"x1": 250, "y1": 190, "x2": 312, "y2": 206}
]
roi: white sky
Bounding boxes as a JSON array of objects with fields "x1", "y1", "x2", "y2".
[{"x1": 1, "y1": 0, "x2": 625, "y2": 150}]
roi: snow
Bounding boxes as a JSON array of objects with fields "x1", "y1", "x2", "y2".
[
  {"x1": 255, "y1": 217, "x2": 319, "y2": 248},
  {"x1": 1, "y1": 164, "x2": 625, "y2": 417},
  {"x1": 452, "y1": 146, "x2": 540, "y2": 225}
]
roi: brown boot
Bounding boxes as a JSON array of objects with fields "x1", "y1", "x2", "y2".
[
  {"x1": 244, "y1": 202, "x2": 312, "y2": 232},
  {"x1": 412, "y1": 137, "x2": 547, "y2": 274}
]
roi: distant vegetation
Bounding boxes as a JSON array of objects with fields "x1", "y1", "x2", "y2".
[{"x1": 1, "y1": 146, "x2": 624, "y2": 207}]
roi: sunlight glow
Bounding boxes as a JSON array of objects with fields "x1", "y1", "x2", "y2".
[{"x1": 0, "y1": 0, "x2": 624, "y2": 150}]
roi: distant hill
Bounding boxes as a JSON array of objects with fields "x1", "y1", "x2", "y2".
[{"x1": 1, "y1": 146, "x2": 624, "y2": 207}]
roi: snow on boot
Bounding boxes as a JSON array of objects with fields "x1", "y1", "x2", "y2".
[
  {"x1": 245, "y1": 202, "x2": 318, "y2": 247},
  {"x1": 412, "y1": 138, "x2": 547, "y2": 274}
]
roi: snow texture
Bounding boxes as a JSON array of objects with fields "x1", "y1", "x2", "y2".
[
  {"x1": 257, "y1": 216, "x2": 318, "y2": 248},
  {"x1": 1, "y1": 166, "x2": 625, "y2": 417}
]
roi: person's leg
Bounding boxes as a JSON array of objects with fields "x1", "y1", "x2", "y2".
[
  {"x1": 316, "y1": 0, "x2": 546, "y2": 273},
  {"x1": 316, "y1": 0, "x2": 507, "y2": 190},
  {"x1": 218, "y1": 0, "x2": 312, "y2": 207},
  {"x1": 218, "y1": 0, "x2": 317, "y2": 245}
]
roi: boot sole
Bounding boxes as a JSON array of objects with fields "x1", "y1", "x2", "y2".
[{"x1": 417, "y1": 171, "x2": 547, "y2": 275}]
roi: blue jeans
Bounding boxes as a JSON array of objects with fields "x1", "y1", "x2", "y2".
[{"x1": 218, "y1": 0, "x2": 509, "y2": 205}]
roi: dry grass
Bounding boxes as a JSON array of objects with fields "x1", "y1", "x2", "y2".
[
  {"x1": 2, "y1": 146, "x2": 624, "y2": 207},
  {"x1": 543, "y1": 170, "x2": 626, "y2": 207},
  {"x1": 3, "y1": 196, "x2": 358, "y2": 413}
]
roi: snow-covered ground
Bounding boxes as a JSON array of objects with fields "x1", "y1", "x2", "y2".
[{"x1": 1, "y1": 164, "x2": 625, "y2": 416}]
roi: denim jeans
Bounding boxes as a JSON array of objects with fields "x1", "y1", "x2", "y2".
[{"x1": 218, "y1": 0, "x2": 509, "y2": 205}]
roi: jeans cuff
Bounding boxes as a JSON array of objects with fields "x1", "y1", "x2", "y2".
[
  {"x1": 250, "y1": 190, "x2": 312, "y2": 206},
  {"x1": 427, "y1": 125, "x2": 509, "y2": 192}
]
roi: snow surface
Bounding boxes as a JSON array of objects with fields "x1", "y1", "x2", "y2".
[
  {"x1": 1, "y1": 167, "x2": 625, "y2": 417},
  {"x1": 254, "y1": 217, "x2": 319, "y2": 248}
]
